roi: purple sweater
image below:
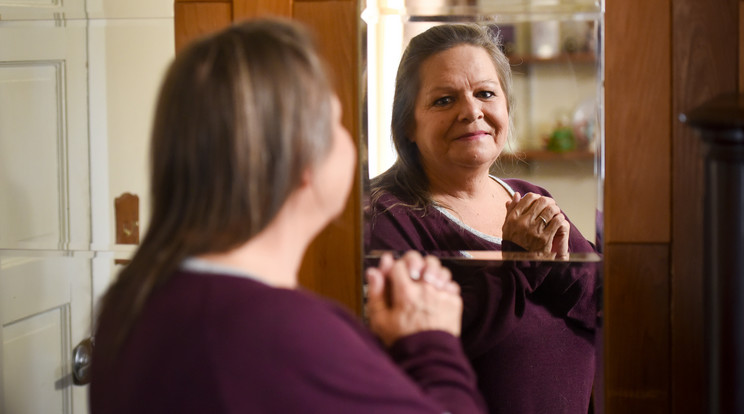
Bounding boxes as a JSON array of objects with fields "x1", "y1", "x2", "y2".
[
  {"x1": 90, "y1": 270, "x2": 486, "y2": 414},
  {"x1": 366, "y1": 178, "x2": 600, "y2": 414}
]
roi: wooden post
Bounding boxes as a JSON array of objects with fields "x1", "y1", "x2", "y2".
[{"x1": 684, "y1": 93, "x2": 744, "y2": 414}]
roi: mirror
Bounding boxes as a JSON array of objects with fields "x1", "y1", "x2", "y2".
[
  {"x1": 362, "y1": 0, "x2": 604, "y2": 254},
  {"x1": 361, "y1": 0, "x2": 604, "y2": 412}
]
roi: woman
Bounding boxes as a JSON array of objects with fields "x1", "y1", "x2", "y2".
[
  {"x1": 366, "y1": 23, "x2": 599, "y2": 413},
  {"x1": 90, "y1": 19, "x2": 486, "y2": 414}
]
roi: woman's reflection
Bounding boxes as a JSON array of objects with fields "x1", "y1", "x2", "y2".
[{"x1": 365, "y1": 23, "x2": 599, "y2": 413}]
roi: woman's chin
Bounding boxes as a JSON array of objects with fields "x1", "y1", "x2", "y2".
[{"x1": 450, "y1": 153, "x2": 499, "y2": 170}]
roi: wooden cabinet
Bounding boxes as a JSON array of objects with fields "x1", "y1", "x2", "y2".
[
  {"x1": 173, "y1": 0, "x2": 362, "y2": 316},
  {"x1": 174, "y1": 1, "x2": 232, "y2": 52},
  {"x1": 604, "y1": 0, "x2": 739, "y2": 413}
]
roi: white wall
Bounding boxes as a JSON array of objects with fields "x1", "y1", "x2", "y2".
[{"x1": 87, "y1": 0, "x2": 174, "y2": 252}]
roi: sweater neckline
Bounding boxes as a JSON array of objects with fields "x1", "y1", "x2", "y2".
[
  {"x1": 432, "y1": 175, "x2": 514, "y2": 245},
  {"x1": 180, "y1": 257, "x2": 268, "y2": 285}
]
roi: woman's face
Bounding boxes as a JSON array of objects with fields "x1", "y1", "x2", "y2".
[{"x1": 411, "y1": 44, "x2": 509, "y2": 179}]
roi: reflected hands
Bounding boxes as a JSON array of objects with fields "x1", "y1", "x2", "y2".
[
  {"x1": 365, "y1": 251, "x2": 462, "y2": 347},
  {"x1": 503, "y1": 192, "x2": 570, "y2": 259}
]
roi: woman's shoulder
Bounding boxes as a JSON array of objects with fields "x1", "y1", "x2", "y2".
[
  {"x1": 371, "y1": 189, "x2": 406, "y2": 209},
  {"x1": 367, "y1": 185, "x2": 418, "y2": 213},
  {"x1": 176, "y1": 270, "x2": 359, "y2": 328},
  {"x1": 170, "y1": 270, "x2": 380, "y2": 364}
]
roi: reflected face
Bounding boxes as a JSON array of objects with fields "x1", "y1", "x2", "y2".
[{"x1": 412, "y1": 45, "x2": 509, "y2": 177}]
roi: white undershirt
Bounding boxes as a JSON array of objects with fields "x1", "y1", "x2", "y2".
[
  {"x1": 432, "y1": 175, "x2": 515, "y2": 246},
  {"x1": 181, "y1": 257, "x2": 267, "y2": 284}
]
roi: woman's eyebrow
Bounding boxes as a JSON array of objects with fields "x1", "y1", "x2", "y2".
[{"x1": 424, "y1": 78, "x2": 500, "y2": 92}]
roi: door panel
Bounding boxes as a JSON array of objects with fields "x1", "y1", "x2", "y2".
[
  {"x1": 0, "y1": 22, "x2": 89, "y2": 251},
  {"x1": 1, "y1": 2, "x2": 174, "y2": 412},
  {"x1": 0, "y1": 21, "x2": 91, "y2": 414},
  {"x1": 4, "y1": 308, "x2": 71, "y2": 413},
  {"x1": 0, "y1": 62, "x2": 66, "y2": 248},
  {"x1": 0, "y1": 0, "x2": 85, "y2": 20},
  {"x1": 1, "y1": 254, "x2": 91, "y2": 414}
]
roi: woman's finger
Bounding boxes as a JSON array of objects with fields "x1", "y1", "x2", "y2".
[
  {"x1": 535, "y1": 205, "x2": 560, "y2": 233},
  {"x1": 421, "y1": 255, "x2": 450, "y2": 288},
  {"x1": 387, "y1": 251, "x2": 429, "y2": 308},
  {"x1": 542, "y1": 212, "x2": 567, "y2": 238},
  {"x1": 365, "y1": 267, "x2": 391, "y2": 311},
  {"x1": 505, "y1": 192, "x2": 521, "y2": 215},
  {"x1": 377, "y1": 252, "x2": 395, "y2": 274},
  {"x1": 387, "y1": 258, "x2": 416, "y2": 308},
  {"x1": 511, "y1": 192, "x2": 540, "y2": 217},
  {"x1": 444, "y1": 280, "x2": 460, "y2": 294},
  {"x1": 400, "y1": 251, "x2": 426, "y2": 281},
  {"x1": 524, "y1": 195, "x2": 552, "y2": 222},
  {"x1": 365, "y1": 267, "x2": 384, "y2": 297},
  {"x1": 552, "y1": 218, "x2": 571, "y2": 258}
]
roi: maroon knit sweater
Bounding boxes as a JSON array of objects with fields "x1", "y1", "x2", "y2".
[
  {"x1": 91, "y1": 270, "x2": 487, "y2": 414},
  {"x1": 366, "y1": 178, "x2": 600, "y2": 414}
]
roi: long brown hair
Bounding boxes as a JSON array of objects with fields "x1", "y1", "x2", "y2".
[
  {"x1": 370, "y1": 23, "x2": 514, "y2": 212},
  {"x1": 96, "y1": 19, "x2": 333, "y2": 360}
]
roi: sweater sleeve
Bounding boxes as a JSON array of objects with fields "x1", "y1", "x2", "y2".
[{"x1": 389, "y1": 331, "x2": 488, "y2": 414}]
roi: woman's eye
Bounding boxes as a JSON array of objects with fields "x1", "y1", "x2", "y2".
[
  {"x1": 476, "y1": 90, "x2": 496, "y2": 99},
  {"x1": 433, "y1": 97, "x2": 453, "y2": 106}
]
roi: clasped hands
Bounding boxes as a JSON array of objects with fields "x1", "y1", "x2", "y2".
[
  {"x1": 502, "y1": 192, "x2": 570, "y2": 260},
  {"x1": 365, "y1": 252, "x2": 462, "y2": 347}
]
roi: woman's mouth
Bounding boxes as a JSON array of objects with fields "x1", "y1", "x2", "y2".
[{"x1": 456, "y1": 131, "x2": 489, "y2": 141}]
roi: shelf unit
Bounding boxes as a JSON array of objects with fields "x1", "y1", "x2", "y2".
[
  {"x1": 508, "y1": 51, "x2": 597, "y2": 65},
  {"x1": 498, "y1": 149, "x2": 596, "y2": 163}
]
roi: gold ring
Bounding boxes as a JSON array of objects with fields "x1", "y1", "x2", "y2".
[{"x1": 539, "y1": 216, "x2": 548, "y2": 226}]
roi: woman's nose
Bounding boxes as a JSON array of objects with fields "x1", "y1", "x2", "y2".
[{"x1": 457, "y1": 97, "x2": 483, "y2": 122}]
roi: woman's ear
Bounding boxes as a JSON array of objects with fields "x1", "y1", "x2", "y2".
[
  {"x1": 300, "y1": 166, "x2": 314, "y2": 188},
  {"x1": 286, "y1": 167, "x2": 316, "y2": 212}
]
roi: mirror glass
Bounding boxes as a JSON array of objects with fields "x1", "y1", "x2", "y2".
[
  {"x1": 362, "y1": 0, "x2": 604, "y2": 257},
  {"x1": 361, "y1": 0, "x2": 604, "y2": 412}
]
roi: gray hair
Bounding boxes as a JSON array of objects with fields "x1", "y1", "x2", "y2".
[{"x1": 97, "y1": 18, "x2": 334, "y2": 361}]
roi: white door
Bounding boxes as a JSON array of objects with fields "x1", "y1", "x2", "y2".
[
  {"x1": 0, "y1": 16, "x2": 93, "y2": 414},
  {"x1": 0, "y1": 1, "x2": 174, "y2": 412}
]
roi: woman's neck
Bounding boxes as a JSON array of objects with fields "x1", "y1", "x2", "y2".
[
  {"x1": 427, "y1": 165, "x2": 495, "y2": 202},
  {"x1": 196, "y1": 196, "x2": 319, "y2": 289},
  {"x1": 428, "y1": 170, "x2": 512, "y2": 238}
]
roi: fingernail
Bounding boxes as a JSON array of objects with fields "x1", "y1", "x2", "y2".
[
  {"x1": 364, "y1": 268, "x2": 375, "y2": 282},
  {"x1": 410, "y1": 269, "x2": 421, "y2": 280},
  {"x1": 423, "y1": 271, "x2": 442, "y2": 287},
  {"x1": 423, "y1": 271, "x2": 433, "y2": 282}
]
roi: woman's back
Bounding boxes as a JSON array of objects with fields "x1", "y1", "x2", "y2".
[{"x1": 91, "y1": 267, "x2": 480, "y2": 413}]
